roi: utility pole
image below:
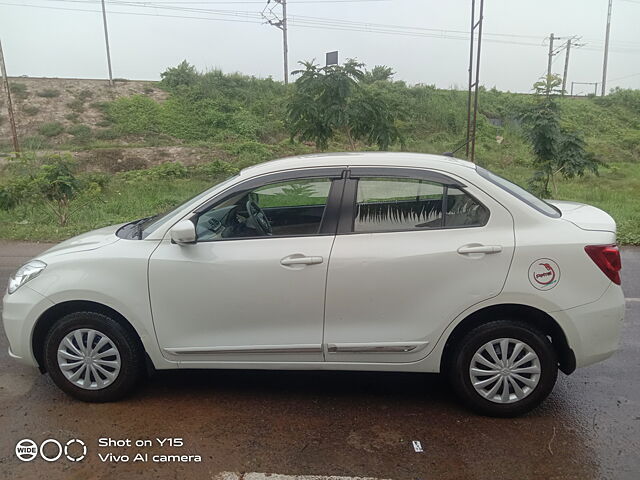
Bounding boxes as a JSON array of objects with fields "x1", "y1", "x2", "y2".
[
  {"x1": 262, "y1": 0, "x2": 289, "y2": 84},
  {"x1": 562, "y1": 38, "x2": 571, "y2": 96},
  {"x1": 0, "y1": 38, "x2": 20, "y2": 154},
  {"x1": 601, "y1": 0, "x2": 612, "y2": 96},
  {"x1": 101, "y1": 0, "x2": 114, "y2": 86},
  {"x1": 547, "y1": 33, "x2": 555, "y2": 81},
  {"x1": 281, "y1": 0, "x2": 289, "y2": 85}
]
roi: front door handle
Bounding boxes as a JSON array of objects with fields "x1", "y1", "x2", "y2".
[
  {"x1": 457, "y1": 245, "x2": 503, "y2": 255},
  {"x1": 280, "y1": 255, "x2": 324, "y2": 266}
]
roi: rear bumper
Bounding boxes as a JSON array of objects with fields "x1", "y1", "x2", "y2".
[{"x1": 552, "y1": 283, "x2": 625, "y2": 369}]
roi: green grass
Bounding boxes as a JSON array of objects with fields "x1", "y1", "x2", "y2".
[
  {"x1": 1, "y1": 68, "x2": 638, "y2": 243},
  {"x1": 0, "y1": 176, "x2": 212, "y2": 242},
  {"x1": 487, "y1": 161, "x2": 640, "y2": 245},
  {"x1": 36, "y1": 89, "x2": 61, "y2": 98},
  {"x1": 38, "y1": 122, "x2": 64, "y2": 138},
  {"x1": 1, "y1": 159, "x2": 638, "y2": 244}
]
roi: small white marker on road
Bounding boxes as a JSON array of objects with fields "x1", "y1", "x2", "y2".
[{"x1": 412, "y1": 440, "x2": 424, "y2": 453}]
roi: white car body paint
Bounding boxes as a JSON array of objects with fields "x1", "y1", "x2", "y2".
[{"x1": 2, "y1": 153, "x2": 625, "y2": 377}]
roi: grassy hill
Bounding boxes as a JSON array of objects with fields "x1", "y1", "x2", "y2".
[{"x1": 1, "y1": 71, "x2": 639, "y2": 243}]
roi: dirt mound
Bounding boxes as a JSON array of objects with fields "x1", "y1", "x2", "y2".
[{"x1": 1, "y1": 76, "x2": 166, "y2": 145}]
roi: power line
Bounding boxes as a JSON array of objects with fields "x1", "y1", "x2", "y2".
[
  {"x1": 4, "y1": 0, "x2": 640, "y2": 55},
  {"x1": 0, "y1": 1, "x2": 551, "y2": 46},
  {"x1": 88, "y1": 0, "x2": 391, "y2": 3},
  {"x1": 44, "y1": 0, "x2": 555, "y2": 41},
  {"x1": 92, "y1": 0, "x2": 392, "y2": 3},
  {"x1": 608, "y1": 72, "x2": 640, "y2": 82},
  {"x1": 0, "y1": 2, "x2": 266, "y2": 24},
  {"x1": 25, "y1": 0, "x2": 640, "y2": 52}
]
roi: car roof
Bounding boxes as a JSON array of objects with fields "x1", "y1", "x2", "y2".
[{"x1": 239, "y1": 152, "x2": 477, "y2": 178}]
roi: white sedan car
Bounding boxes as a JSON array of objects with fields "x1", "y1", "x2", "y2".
[{"x1": 3, "y1": 153, "x2": 624, "y2": 416}]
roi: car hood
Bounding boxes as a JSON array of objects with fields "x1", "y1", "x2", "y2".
[
  {"x1": 548, "y1": 200, "x2": 616, "y2": 233},
  {"x1": 39, "y1": 223, "x2": 124, "y2": 258}
]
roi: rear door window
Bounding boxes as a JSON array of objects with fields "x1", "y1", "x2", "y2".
[{"x1": 353, "y1": 177, "x2": 488, "y2": 233}]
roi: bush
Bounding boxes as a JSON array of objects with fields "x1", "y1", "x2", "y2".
[
  {"x1": 76, "y1": 89, "x2": 93, "y2": 101},
  {"x1": 65, "y1": 112, "x2": 80, "y2": 123},
  {"x1": 90, "y1": 101, "x2": 110, "y2": 113},
  {"x1": 67, "y1": 124, "x2": 92, "y2": 144},
  {"x1": 94, "y1": 128, "x2": 119, "y2": 140},
  {"x1": 81, "y1": 171, "x2": 111, "y2": 189},
  {"x1": 0, "y1": 175, "x2": 32, "y2": 210},
  {"x1": 22, "y1": 105, "x2": 40, "y2": 116},
  {"x1": 67, "y1": 99, "x2": 85, "y2": 113},
  {"x1": 160, "y1": 60, "x2": 198, "y2": 89},
  {"x1": 9, "y1": 82, "x2": 28, "y2": 100},
  {"x1": 103, "y1": 65, "x2": 285, "y2": 143},
  {"x1": 0, "y1": 153, "x2": 103, "y2": 226},
  {"x1": 21, "y1": 135, "x2": 49, "y2": 150},
  {"x1": 191, "y1": 160, "x2": 239, "y2": 179},
  {"x1": 120, "y1": 161, "x2": 188, "y2": 181},
  {"x1": 106, "y1": 95, "x2": 161, "y2": 134},
  {"x1": 38, "y1": 122, "x2": 64, "y2": 137},
  {"x1": 37, "y1": 88, "x2": 61, "y2": 98},
  {"x1": 227, "y1": 140, "x2": 272, "y2": 158}
]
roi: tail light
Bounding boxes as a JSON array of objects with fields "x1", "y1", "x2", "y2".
[{"x1": 584, "y1": 245, "x2": 622, "y2": 285}]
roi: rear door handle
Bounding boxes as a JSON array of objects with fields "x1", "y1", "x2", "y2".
[
  {"x1": 457, "y1": 245, "x2": 503, "y2": 255},
  {"x1": 280, "y1": 255, "x2": 324, "y2": 266}
]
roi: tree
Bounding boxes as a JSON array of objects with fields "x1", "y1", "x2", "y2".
[
  {"x1": 533, "y1": 73, "x2": 564, "y2": 96},
  {"x1": 287, "y1": 59, "x2": 401, "y2": 150},
  {"x1": 362, "y1": 65, "x2": 395, "y2": 84},
  {"x1": 522, "y1": 79, "x2": 600, "y2": 196}
]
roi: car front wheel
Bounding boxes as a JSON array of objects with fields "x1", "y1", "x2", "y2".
[
  {"x1": 43, "y1": 311, "x2": 144, "y2": 402},
  {"x1": 448, "y1": 320, "x2": 558, "y2": 417}
]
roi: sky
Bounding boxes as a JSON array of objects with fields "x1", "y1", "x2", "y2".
[{"x1": 0, "y1": 0, "x2": 639, "y2": 93}]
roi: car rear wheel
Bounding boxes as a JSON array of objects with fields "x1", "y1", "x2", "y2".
[
  {"x1": 44, "y1": 311, "x2": 144, "y2": 402},
  {"x1": 448, "y1": 320, "x2": 558, "y2": 417}
]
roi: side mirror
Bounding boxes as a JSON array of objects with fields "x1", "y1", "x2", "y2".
[{"x1": 170, "y1": 220, "x2": 196, "y2": 245}]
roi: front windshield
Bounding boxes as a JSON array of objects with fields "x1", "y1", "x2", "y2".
[{"x1": 139, "y1": 174, "x2": 239, "y2": 238}]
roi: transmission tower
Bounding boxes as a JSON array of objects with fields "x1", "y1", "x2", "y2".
[{"x1": 465, "y1": 0, "x2": 485, "y2": 162}]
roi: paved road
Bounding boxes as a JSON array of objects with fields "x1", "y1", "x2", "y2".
[{"x1": 0, "y1": 241, "x2": 638, "y2": 480}]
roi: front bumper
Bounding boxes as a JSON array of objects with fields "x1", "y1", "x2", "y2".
[
  {"x1": 552, "y1": 282, "x2": 625, "y2": 369},
  {"x1": 2, "y1": 285, "x2": 54, "y2": 368}
]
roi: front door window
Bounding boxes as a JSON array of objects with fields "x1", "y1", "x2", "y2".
[{"x1": 195, "y1": 178, "x2": 332, "y2": 241}]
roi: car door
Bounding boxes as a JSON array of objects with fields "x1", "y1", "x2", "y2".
[
  {"x1": 323, "y1": 167, "x2": 515, "y2": 363},
  {"x1": 149, "y1": 168, "x2": 345, "y2": 364}
]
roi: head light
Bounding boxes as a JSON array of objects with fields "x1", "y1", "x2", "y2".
[{"x1": 7, "y1": 260, "x2": 47, "y2": 294}]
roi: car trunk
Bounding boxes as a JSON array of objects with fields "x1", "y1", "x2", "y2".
[{"x1": 547, "y1": 200, "x2": 616, "y2": 233}]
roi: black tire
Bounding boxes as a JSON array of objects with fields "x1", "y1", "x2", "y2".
[
  {"x1": 43, "y1": 311, "x2": 144, "y2": 402},
  {"x1": 448, "y1": 320, "x2": 558, "y2": 417}
]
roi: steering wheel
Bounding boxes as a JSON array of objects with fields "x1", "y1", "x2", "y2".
[{"x1": 246, "y1": 200, "x2": 272, "y2": 236}]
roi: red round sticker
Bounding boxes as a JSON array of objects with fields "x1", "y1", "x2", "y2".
[{"x1": 528, "y1": 259, "x2": 560, "y2": 290}]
